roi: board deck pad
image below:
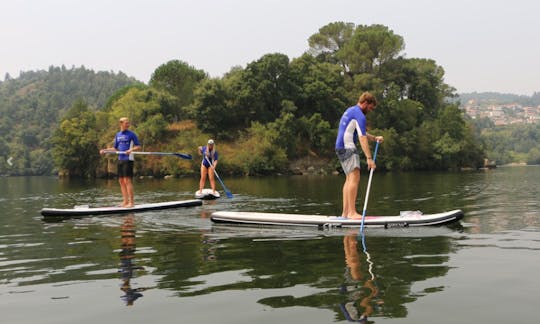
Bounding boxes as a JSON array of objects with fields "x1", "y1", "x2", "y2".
[
  {"x1": 195, "y1": 188, "x2": 221, "y2": 200},
  {"x1": 211, "y1": 209, "x2": 464, "y2": 228},
  {"x1": 41, "y1": 199, "x2": 202, "y2": 217}
]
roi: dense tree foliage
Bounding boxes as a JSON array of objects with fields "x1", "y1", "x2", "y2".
[
  {"x1": 10, "y1": 22, "x2": 531, "y2": 177},
  {"x1": 51, "y1": 100, "x2": 100, "y2": 177},
  {"x1": 0, "y1": 66, "x2": 138, "y2": 175},
  {"x1": 149, "y1": 60, "x2": 207, "y2": 119},
  {"x1": 188, "y1": 22, "x2": 485, "y2": 172},
  {"x1": 479, "y1": 123, "x2": 540, "y2": 165}
]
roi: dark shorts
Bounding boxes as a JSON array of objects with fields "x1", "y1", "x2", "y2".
[
  {"x1": 336, "y1": 148, "x2": 360, "y2": 174},
  {"x1": 118, "y1": 160, "x2": 134, "y2": 177}
]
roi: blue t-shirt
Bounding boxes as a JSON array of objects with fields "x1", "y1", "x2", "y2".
[
  {"x1": 335, "y1": 105, "x2": 367, "y2": 150},
  {"x1": 114, "y1": 130, "x2": 140, "y2": 161},
  {"x1": 201, "y1": 146, "x2": 218, "y2": 167}
]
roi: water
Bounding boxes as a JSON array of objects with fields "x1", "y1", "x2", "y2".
[{"x1": 1, "y1": 166, "x2": 539, "y2": 323}]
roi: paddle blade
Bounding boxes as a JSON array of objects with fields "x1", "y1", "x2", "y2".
[
  {"x1": 174, "y1": 153, "x2": 192, "y2": 160},
  {"x1": 225, "y1": 190, "x2": 233, "y2": 199}
]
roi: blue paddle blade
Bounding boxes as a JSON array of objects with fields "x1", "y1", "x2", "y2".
[
  {"x1": 174, "y1": 153, "x2": 192, "y2": 160},
  {"x1": 216, "y1": 175, "x2": 233, "y2": 199}
]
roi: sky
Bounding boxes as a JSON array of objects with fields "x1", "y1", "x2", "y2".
[{"x1": 1, "y1": 0, "x2": 539, "y2": 95}]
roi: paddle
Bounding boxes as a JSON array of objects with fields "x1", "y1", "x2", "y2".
[
  {"x1": 103, "y1": 150, "x2": 192, "y2": 160},
  {"x1": 360, "y1": 140, "x2": 380, "y2": 232},
  {"x1": 204, "y1": 156, "x2": 233, "y2": 199}
]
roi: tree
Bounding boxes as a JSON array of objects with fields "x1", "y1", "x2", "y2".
[
  {"x1": 229, "y1": 122, "x2": 288, "y2": 175},
  {"x1": 298, "y1": 113, "x2": 334, "y2": 155},
  {"x1": 309, "y1": 23, "x2": 404, "y2": 76},
  {"x1": 527, "y1": 147, "x2": 540, "y2": 165},
  {"x1": 150, "y1": 60, "x2": 207, "y2": 112},
  {"x1": 308, "y1": 21, "x2": 355, "y2": 69},
  {"x1": 51, "y1": 100, "x2": 99, "y2": 177},
  {"x1": 341, "y1": 24, "x2": 404, "y2": 75},
  {"x1": 371, "y1": 86, "x2": 423, "y2": 132},
  {"x1": 104, "y1": 86, "x2": 177, "y2": 149},
  {"x1": 189, "y1": 78, "x2": 241, "y2": 139},
  {"x1": 236, "y1": 53, "x2": 297, "y2": 123},
  {"x1": 0, "y1": 66, "x2": 137, "y2": 175},
  {"x1": 269, "y1": 111, "x2": 299, "y2": 158},
  {"x1": 289, "y1": 54, "x2": 348, "y2": 123}
]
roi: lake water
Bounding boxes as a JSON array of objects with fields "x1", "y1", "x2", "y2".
[{"x1": 1, "y1": 166, "x2": 539, "y2": 323}]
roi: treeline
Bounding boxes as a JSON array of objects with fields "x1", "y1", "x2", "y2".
[
  {"x1": 470, "y1": 119, "x2": 540, "y2": 165},
  {"x1": 4, "y1": 22, "x2": 487, "y2": 177},
  {"x1": 0, "y1": 66, "x2": 138, "y2": 175}
]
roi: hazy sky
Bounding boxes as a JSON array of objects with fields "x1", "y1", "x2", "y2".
[{"x1": 1, "y1": 0, "x2": 539, "y2": 95}]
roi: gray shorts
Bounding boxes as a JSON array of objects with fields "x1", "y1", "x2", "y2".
[{"x1": 336, "y1": 148, "x2": 360, "y2": 174}]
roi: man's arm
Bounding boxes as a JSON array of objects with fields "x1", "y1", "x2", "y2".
[
  {"x1": 366, "y1": 133, "x2": 384, "y2": 143},
  {"x1": 359, "y1": 136, "x2": 376, "y2": 170}
]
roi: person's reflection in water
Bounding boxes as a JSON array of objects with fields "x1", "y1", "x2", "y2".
[
  {"x1": 199, "y1": 207, "x2": 214, "y2": 219},
  {"x1": 119, "y1": 213, "x2": 145, "y2": 306},
  {"x1": 340, "y1": 233, "x2": 382, "y2": 322}
]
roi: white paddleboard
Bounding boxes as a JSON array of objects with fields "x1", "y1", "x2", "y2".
[
  {"x1": 195, "y1": 188, "x2": 221, "y2": 200},
  {"x1": 211, "y1": 210, "x2": 464, "y2": 228},
  {"x1": 41, "y1": 199, "x2": 202, "y2": 217}
]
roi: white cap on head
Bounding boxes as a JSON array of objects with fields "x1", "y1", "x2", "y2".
[{"x1": 208, "y1": 139, "x2": 215, "y2": 145}]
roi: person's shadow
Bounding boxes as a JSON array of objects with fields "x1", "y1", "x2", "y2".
[{"x1": 339, "y1": 233, "x2": 382, "y2": 322}]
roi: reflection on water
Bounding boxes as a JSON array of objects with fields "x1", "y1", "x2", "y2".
[
  {"x1": 340, "y1": 234, "x2": 381, "y2": 322},
  {"x1": 188, "y1": 229, "x2": 456, "y2": 322},
  {"x1": 0, "y1": 167, "x2": 539, "y2": 323},
  {"x1": 118, "y1": 213, "x2": 146, "y2": 306}
]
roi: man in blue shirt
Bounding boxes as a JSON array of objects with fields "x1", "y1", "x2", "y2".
[
  {"x1": 335, "y1": 92, "x2": 383, "y2": 219},
  {"x1": 100, "y1": 117, "x2": 141, "y2": 207}
]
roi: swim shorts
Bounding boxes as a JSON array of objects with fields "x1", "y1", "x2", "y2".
[
  {"x1": 336, "y1": 148, "x2": 360, "y2": 174},
  {"x1": 117, "y1": 160, "x2": 134, "y2": 177}
]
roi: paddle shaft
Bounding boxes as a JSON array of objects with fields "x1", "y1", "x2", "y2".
[
  {"x1": 360, "y1": 141, "x2": 380, "y2": 232},
  {"x1": 204, "y1": 156, "x2": 233, "y2": 198},
  {"x1": 103, "y1": 150, "x2": 192, "y2": 159}
]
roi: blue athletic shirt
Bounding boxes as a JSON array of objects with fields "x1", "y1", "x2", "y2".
[
  {"x1": 114, "y1": 130, "x2": 140, "y2": 161},
  {"x1": 201, "y1": 146, "x2": 218, "y2": 167},
  {"x1": 335, "y1": 105, "x2": 367, "y2": 150}
]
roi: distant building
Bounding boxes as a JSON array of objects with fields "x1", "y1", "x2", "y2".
[{"x1": 461, "y1": 100, "x2": 539, "y2": 125}]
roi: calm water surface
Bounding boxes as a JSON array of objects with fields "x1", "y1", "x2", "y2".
[{"x1": 1, "y1": 166, "x2": 539, "y2": 324}]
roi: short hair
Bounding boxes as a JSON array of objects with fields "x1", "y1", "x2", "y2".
[
  {"x1": 358, "y1": 92, "x2": 377, "y2": 106},
  {"x1": 119, "y1": 117, "x2": 129, "y2": 124}
]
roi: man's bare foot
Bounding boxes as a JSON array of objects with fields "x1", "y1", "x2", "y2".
[
  {"x1": 125, "y1": 203, "x2": 134, "y2": 208},
  {"x1": 347, "y1": 213, "x2": 363, "y2": 220}
]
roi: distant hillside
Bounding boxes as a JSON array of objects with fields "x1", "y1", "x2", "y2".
[
  {"x1": 457, "y1": 91, "x2": 540, "y2": 166},
  {"x1": 0, "y1": 65, "x2": 140, "y2": 175},
  {"x1": 458, "y1": 91, "x2": 540, "y2": 106}
]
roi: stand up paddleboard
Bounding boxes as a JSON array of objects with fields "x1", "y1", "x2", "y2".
[
  {"x1": 41, "y1": 199, "x2": 202, "y2": 217},
  {"x1": 195, "y1": 189, "x2": 220, "y2": 200},
  {"x1": 211, "y1": 210, "x2": 464, "y2": 228}
]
